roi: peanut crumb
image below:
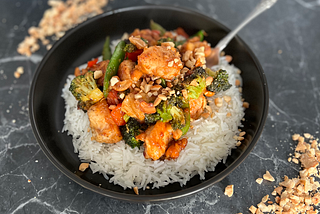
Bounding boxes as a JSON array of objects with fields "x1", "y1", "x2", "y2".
[
  {"x1": 133, "y1": 186, "x2": 139, "y2": 195},
  {"x1": 304, "y1": 133, "x2": 311, "y2": 139},
  {"x1": 239, "y1": 131, "x2": 246, "y2": 137},
  {"x1": 292, "y1": 134, "x2": 300, "y2": 141},
  {"x1": 256, "y1": 178, "x2": 263, "y2": 184},
  {"x1": 292, "y1": 158, "x2": 299, "y2": 164},
  {"x1": 224, "y1": 185, "x2": 234, "y2": 197},
  {"x1": 261, "y1": 195, "x2": 269, "y2": 203},
  {"x1": 14, "y1": 72, "x2": 21, "y2": 79},
  {"x1": 235, "y1": 79, "x2": 241, "y2": 86},
  {"x1": 214, "y1": 97, "x2": 223, "y2": 107},
  {"x1": 263, "y1": 171, "x2": 275, "y2": 182},
  {"x1": 250, "y1": 132, "x2": 320, "y2": 213},
  {"x1": 79, "y1": 163, "x2": 89, "y2": 172},
  {"x1": 249, "y1": 205, "x2": 257, "y2": 214},
  {"x1": 17, "y1": 0, "x2": 108, "y2": 57},
  {"x1": 242, "y1": 102, "x2": 249, "y2": 108}
]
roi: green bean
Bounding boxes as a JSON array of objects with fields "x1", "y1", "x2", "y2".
[
  {"x1": 103, "y1": 40, "x2": 126, "y2": 98},
  {"x1": 191, "y1": 30, "x2": 206, "y2": 41},
  {"x1": 102, "y1": 36, "x2": 111, "y2": 60},
  {"x1": 150, "y1": 20, "x2": 166, "y2": 36}
]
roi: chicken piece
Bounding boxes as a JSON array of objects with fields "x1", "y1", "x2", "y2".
[
  {"x1": 165, "y1": 138, "x2": 188, "y2": 160},
  {"x1": 87, "y1": 99, "x2": 122, "y2": 143},
  {"x1": 135, "y1": 45, "x2": 183, "y2": 80},
  {"x1": 131, "y1": 28, "x2": 160, "y2": 46},
  {"x1": 137, "y1": 121, "x2": 173, "y2": 161},
  {"x1": 121, "y1": 93, "x2": 145, "y2": 121},
  {"x1": 189, "y1": 94, "x2": 207, "y2": 120},
  {"x1": 118, "y1": 60, "x2": 135, "y2": 81},
  {"x1": 130, "y1": 69, "x2": 144, "y2": 82}
]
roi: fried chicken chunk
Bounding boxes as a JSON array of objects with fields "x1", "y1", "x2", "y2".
[
  {"x1": 136, "y1": 121, "x2": 173, "y2": 160},
  {"x1": 87, "y1": 99, "x2": 122, "y2": 143},
  {"x1": 165, "y1": 138, "x2": 188, "y2": 160},
  {"x1": 189, "y1": 93, "x2": 207, "y2": 120},
  {"x1": 121, "y1": 93, "x2": 145, "y2": 121},
  {"x1": 135, "y1": 45, "x2": 183, "y2": 80},
  {"x1": 118, "y1": 59, "x2": 135, "y2": 81}
]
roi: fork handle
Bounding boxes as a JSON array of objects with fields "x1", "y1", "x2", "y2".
[{"x1": 215, "y1": 0, "x2": 278, "y2": 51}]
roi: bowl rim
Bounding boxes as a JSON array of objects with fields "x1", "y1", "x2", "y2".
[{"x1": 29, "y1": 4, "x2": 269, "y2": 203}]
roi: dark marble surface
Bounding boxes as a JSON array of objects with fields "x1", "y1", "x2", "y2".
[{"x1": 1, "y1": 0, "x2": 320, "y2": 213}]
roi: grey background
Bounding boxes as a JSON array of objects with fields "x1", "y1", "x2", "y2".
[{"x1": 0, "y1": 0, "x2": 320, "y2": 213}]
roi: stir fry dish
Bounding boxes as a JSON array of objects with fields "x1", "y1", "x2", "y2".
[{"x1": 69, "y1": 20, "x2": 232, "y2": 161}]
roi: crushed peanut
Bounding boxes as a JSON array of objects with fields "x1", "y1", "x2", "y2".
[
  {"x1": 14, "y1": 66, "x2": 25, "y2": 78},
  {"x1": 214, "y1": 97, "x2": 223, "y2": 107},
  {"x1": 235, "y1": 79, "x2": 241, "y2": 86},
  {"x1": 263, "y1": 171, "x2": 275, "y2": 182},
  {"x1": 133, "y1": 186, "x2": 139, "y2": 195},
  {"x1": 153, "y1": 97, "x2": 162, "y2": 106},
  {"x1": 110, "y1": 76, "x2": 119, "y2": 86},
  {"x1": 224, "y1": 185, "x2": 234, "y2": 197},
  {"x1": 242, "y1": 102, "x2": 249, "y2": 108},
  {"x1": 93, "y1": 70, "x2": 103, "y2": 79},
  {"x1": 249, "y1": 205, "x2": 257, "y2": 214},
  {"x1": 256, "y1": 178, "x2": 263, "y2": 184},
  {"x1": 79, "y1": 163, "x2": 89, "y2": 172},
  {"x1": 14, "y1": 72, "x2": 21, "y2": 79},
  {"x1": 249, "y1": 133, "x2": 320, "y2": 214},
  {"x1": 223, "y1": 95, "x2": 231, "y2": 103},
  {"x1": 17, "y1": 0, "x2": 108, "y2": 57},
  {"x1": 158, "y1": 94, "x2": 167, "y2": 101}
]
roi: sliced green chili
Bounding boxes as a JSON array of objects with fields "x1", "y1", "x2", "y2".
[{"x1": 103, "y1": 40, "x2": 126, "y2": 98}]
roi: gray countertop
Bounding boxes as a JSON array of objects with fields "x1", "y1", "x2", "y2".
[{"x1": 1, "y1": 0, "x2": 320, "y2": 213}]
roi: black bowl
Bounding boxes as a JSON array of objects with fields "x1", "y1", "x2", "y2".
[{"x1": 29, "y1": 5, "x2": 268, "y2": 202}]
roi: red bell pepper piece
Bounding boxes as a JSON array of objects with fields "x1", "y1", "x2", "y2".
[
  {"x1": 87, "y1": 58, "x2": 98, "y2": 68},
  {"x1": 125, "y1": 49, "x2": 143, "y2": 62}
]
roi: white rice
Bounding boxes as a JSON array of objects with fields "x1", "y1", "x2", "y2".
[{"x1": 61, "y1": 55, "x2": 244, "y2": 190}]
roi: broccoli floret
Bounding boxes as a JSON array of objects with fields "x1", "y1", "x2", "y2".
[
  {"x1": 119, "y1": 117, "x2": 146, "y2": 148},
  {"x1": 167, "y1": 95, "x2": 189, "y2": 109},
  {"x1": 170, "y1": 106, "x2": 185, "y2": 130},
  {"x1": 156, "y1": 100, "x2": 173, "y2": 122},
  {"x1": 144, "y1": 112, "x2": 161, "y2": 125},
  {"x1": 69, "y1": 71, "x2": 104, "y2": 111},
  {"x1": 185, "y1": 75, "x2": 206, "y2": 99},
  {"x1": 124, "y1": 43, "x2": 137, "y2": 53},
  {"x1": 182, "y1": 67, "x2": 207, "y2": 99},
  {"x1": 190, "y1": 66, "x2": 207, "y2": 79},
  {"x1": 206, "y1": 69, "x2": 232, "y2": 93},
  {"x1": 144, "y1": 96, "x2": 188, "y2": 127}
]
